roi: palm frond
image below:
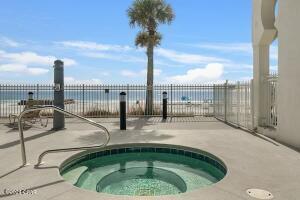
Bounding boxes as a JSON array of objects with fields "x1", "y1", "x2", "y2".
[
  {"x1": 153, "y1": 32, "x2": 162, "y2": 47},
  {"x1": 135, "y1": 31, "x2": 149, "y2": 47},
  {"x1": 127, "y1": 0, "x2": 174, "y2": 30},
  {"x1": 135, "y1": 31, "x2": 162, "y2": 47},
  {"x1": 156, "y1": 4, "x2": 175, "y2": 24}
]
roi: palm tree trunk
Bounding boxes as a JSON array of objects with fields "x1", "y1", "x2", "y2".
[{"x1": 145, "y1": 41, "x2": 154, "y2": 115}]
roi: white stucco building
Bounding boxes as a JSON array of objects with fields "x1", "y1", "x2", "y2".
[{"x1": 252, "y1": 0, "x2": 300, "y2": 149}]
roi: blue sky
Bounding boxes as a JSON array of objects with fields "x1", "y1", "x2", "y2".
[{"x1": 0, "y1": 0, "x2": 278, "y2": 84}]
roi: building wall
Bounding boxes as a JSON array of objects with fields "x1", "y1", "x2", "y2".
[
  {"x1": 252, "y1": 0, "x2": 277, "y2": 128},
  {"x1": 276, "y1": 0, "x2": 300, "y2": 148}
]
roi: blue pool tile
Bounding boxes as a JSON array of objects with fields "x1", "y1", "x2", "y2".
[
  {"x1": 118, "y1": 148, "x2": 125, "y2": 154},
  {"x1": 220, "y1": 166, "x2": 226, "y2": 174},
  {"x1": 77, "y1": 157, "x2": 85, "y2": 163},
  {"x1": 155, "y1": 147, "x2": 169, "y2": 153},
  {"x1": 142, "y1": 147, "x2": 154, "y2": 152},
  {"x1": 166, "y1": 148, "x2": 171, "y2": 153},
  {"x1": 184, "y1": 151, "x2": 192, "y2": 157},
  {"x1": 82, "y1": 155, "x2": 89, "y2": 161},
  {"x1": 209, "y1": 158, "x2": 215, "y2": 165},
  {"x1": 208, "y1": 158, "x2": 215, "y2": 165},
  {"x1": 141, "y1": 147, "x2": 148, "y2": 152},
  {"x1": 213, "y1": 160, "x2": 219, "y2": 168},
  {"x1": 61, "y1": 146, "x2": 227, "y2": 180},
  {"x1": 69, "y1": 160, "x2": 77, "y2": 167},
  {"x1": 65, "y1": 162, "x2": 76, "y2": 170},
  {"x1": 206, "y1": 157, "x2": 211, "y2": 163},
  {"x1": 90, "y1": 153, "x2": 97, "y2": 159},
  {"x1": 196, "y1": 154, "x2": 204, "y2": 161},
  {"x1": 171, "y1": 149, "x2": 178, "y2": 154},
  {"x1": 71, "y1": 147, "x2": 226, "y2": 175},
  {"x1": 126, "y1": 148, "x2": 134, "y2": 153},
  {"x1": 210, "y1": 159, "x2": 215, "y2": 166},
  {"x1": 140, "y1": 147, "x2": 145, "y2": 152},
  {"x1": 178, "y1": 149, "x2": 184, "y2": 155},
  {"x1": 161, "y1": 148, "x2": 170, "y2": 153},
  {"x1": 217, "y1": 162, "x2": 225, "y2": 172},
  {"x1": 191, "y1": 152, "x2": 197, "y2": 159},
  {"x1": 149, "y1": 147, "x2": 155, "y2": 152},
  {"x1": 133, "y1": 147, "x2": 141, "y2": 152},
  {"x1": 155, "y1": 148, "x2": 164, "y2": 153},
  {"x1": 204, "y1": 156, "x2": 210, "y2": 163},
  {"x1": 97, "y1": 151, "x2": 104, "y2": 157},
  {"x1": 216, "y1": 162, "x2": 221, "y2": 169},
  {"x1": 111, "y1": 149, "x2": 118, "y2": 155},
  {"x1": 104, "y1": 150, "x2": 110, "y2": 156}
]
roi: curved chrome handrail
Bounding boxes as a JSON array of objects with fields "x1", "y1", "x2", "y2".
[{"x1": 17, "y1": 105, "x2": 110, "y2": 167}]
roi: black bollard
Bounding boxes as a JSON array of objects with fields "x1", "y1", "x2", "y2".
[
  {"x1": 53, "y1": 60, "x2": 65, "y2": 130},
  {"x1": 120, "y1": 92, "x2": 126, "y2": 130},
  {"x1": 163, "y1": 91, "x2": 167, "y2": 120},
  {"x1": 28, "y1": 92, "x2": 34, "y2": 100}
]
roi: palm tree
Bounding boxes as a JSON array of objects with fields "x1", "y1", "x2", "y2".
[{"x1": 127, "y1": 0, "x2": 174, "y2": 115}]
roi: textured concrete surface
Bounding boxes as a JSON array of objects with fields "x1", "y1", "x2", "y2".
[
  {"x1": 0, "y1": 117, "x2": 300, "y2": 200},
  {"x1": 276, "y1": 0, "x2": 300, "y2": 149}
]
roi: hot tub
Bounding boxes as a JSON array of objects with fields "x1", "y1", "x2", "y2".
[{"x1": 60, "y1": 144, "x2": 227, "y2": 196}]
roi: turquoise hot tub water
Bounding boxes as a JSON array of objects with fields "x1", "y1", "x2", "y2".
[{"x1": 60, "y1": 145, "x2": 226, "y2": 196}]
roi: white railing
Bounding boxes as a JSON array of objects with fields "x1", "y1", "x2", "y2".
[
  {"x1": 214, "y1": 80, "x2": 254, "y2": 130},
  {"x1": 266, "y1": 73, "x2": 278, "y2": 128}
]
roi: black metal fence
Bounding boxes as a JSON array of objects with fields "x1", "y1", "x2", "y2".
[
  {"x1": 0, "y1": 84, "x2": 215, "y2": 118},
  {"x1": 0, "y1": 78, "x2": 278, "y2": 131}
]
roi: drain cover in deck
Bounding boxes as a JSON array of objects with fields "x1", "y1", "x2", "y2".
[{"x1": 246, "y1": 189, "x2": 274, "y2": 199}]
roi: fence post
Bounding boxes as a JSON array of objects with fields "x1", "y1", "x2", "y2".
[
  {"x1": 274, "y1": 77, "x2": 278, "y2": 127},
  {"x1": 237, "y1": 81, "x2": 240, "y2": 127},
  {"x1": 36, "y1": 84, "x2": 39, "y2": 100},
  {"x1": 170, "y1": 84, "x2": 173, "y2": 117},
  {"x1": 213, "y1": 84, "x2": 216, "y2": 117},
  {"x1": 0, "y1": 84, "x2": 1, "y2": 118},
  {"x1": 162, "y1": 91, "x2": 167, "y2": 120},
  {"x1": 105, "y1": 88, "x2": 109, "y2": 115},
  {"x1": 224, "y1": 80, "x2": 228, "y2": 122},
  {"x1": 126, "y1": 84, "x2": 129, "y2": 115},
  {"x1": 250, "y1": 79, "x2": 255, "y2": 130},
  {"x1": 0, "y1": 84, "x2": 2, "y2": 118},
  {"x1": 217, "y1": 85, "x2": 220, "y2": 118},
  {"x1": 120, "y1": 92, "x2": 126, "y2": 130},
  {"x1": 53, "y1": 60, "x2": 65, "y2": 130},
  {"x1": 82, "y1": 84, "x2": 85, "y2": 115}
]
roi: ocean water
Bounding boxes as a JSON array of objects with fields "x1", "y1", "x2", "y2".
[
  {"x1": 0, "y1": 90, "x2": 215, "y2": 102},
  {"x1": 0, "y1": 89, "x2": 217, "y2": 117}
]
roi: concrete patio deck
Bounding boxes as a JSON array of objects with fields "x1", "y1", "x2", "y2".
[{"x1": 0, "y1": 117, "x2": 299, "y2": 200}]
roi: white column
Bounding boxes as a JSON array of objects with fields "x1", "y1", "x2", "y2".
[
  {"x1": 253, "y1": 45, "x2": 270, "y2": 127},
  {"x1": 252, "y1": 0, "x2": 277, "y2": 129}
]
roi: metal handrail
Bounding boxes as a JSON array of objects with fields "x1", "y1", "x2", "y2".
[{"x1": 18, "y1": 105, "x2": 110, "y2": 167}]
